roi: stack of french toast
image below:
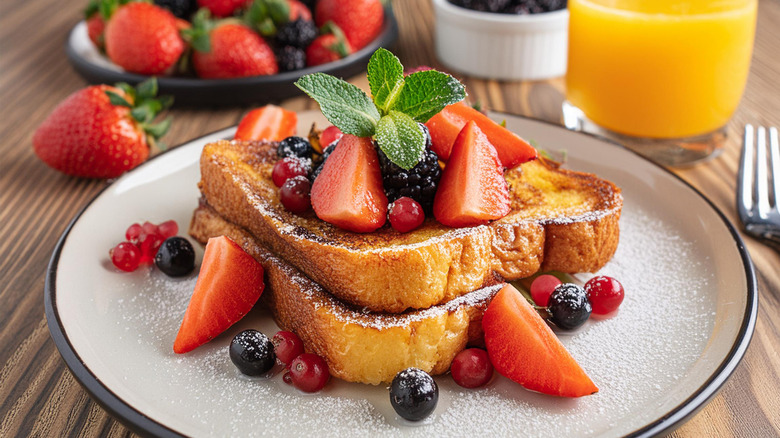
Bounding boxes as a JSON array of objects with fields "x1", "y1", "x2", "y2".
[{"x1": 188, "y1": 135, "x2": 622, "y2": 385}]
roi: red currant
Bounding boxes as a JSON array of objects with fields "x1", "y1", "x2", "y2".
[
  {"x1": 141, "y1": 221, "x2": 159, "y2": 235},
  {"x1": 272, "y1": 331, "x2": 305, "y2": 365},
  {"x1": 530, "y1": 274, "x2": 562, "y2": 307},
  {"x1": 125, "y1": 223, "x2": 143, "y2": 243},
  {"x1": 388, "y1": 197, "x2": 425, "y2": 233},
  {"x1": 110, "y1": 241, "x2": 141, "y2": 272},
  {"x1": 289, "y1": 353, "x2": 330, "y2": 393},
  {"x1": 280, "y1": 176, "x2": 312, "y2": 214},
  {"x1": 319, "y1": 125, "x2": 343, "y2": 149},
  {"x1": 158, "y1": 220, "x2": 178, "y2": 239},
  {"x1": 282, "y1": 370, "x2": 293, "y2": 385},
  {"x1": 585, "y1": 276, "x2": 625, "y2": 315},
  {"x1": 272, "y1": 157, "x2": 310, "y2": 187},
  {"x1": 450, "y1": 348, "x2": 493, "y2": 388},
  {"x1": 138, "y1": 232, "x2": 164, "y2": 263}
]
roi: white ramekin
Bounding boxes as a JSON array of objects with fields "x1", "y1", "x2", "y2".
[{"x1": 432, "y1": 0, "x2": 568, "y2": 80}]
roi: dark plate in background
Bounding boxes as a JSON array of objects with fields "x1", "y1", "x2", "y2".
[{"x1": 65, "y1": 6, "x2": 398, "y2": 106}]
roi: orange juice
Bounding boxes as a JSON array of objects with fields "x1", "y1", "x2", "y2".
[{"x1": 566, "y1": 0, "x2": 757, "y2": 138}]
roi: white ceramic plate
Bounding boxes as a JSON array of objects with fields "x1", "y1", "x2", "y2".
[{"x1": 45, "y1": 112, "x2": 756, "y2": 437}]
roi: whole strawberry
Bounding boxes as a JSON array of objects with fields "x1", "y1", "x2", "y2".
[
  {"x1": 197, "y1": 0, "x2": 251, "y2": 17},
  {"x1": 32, "y1": 79, "x2": 173, "y2": 179},
  {"x1": 306, "y1": 23, "x2": 352, "y2": 67},
  {"x1": 104, "y1": 2, "x2": 185, "y2": 74},
  {"x1": 315, "y1": 0, "x2": 384, "y2": 51},
  {"x1": 187, "y1": 12, "x2": 278, "y2": 78}
]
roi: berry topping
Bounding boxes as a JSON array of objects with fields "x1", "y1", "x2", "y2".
[
  {"x1": 234, "y1": 105, "x2": 298, "y2": 142},
  {"x1": 280, "y1": 176, "x2": 312, "y2": 214},
  {"x1": 110, "y1": 242, "x2": 142, "y2": 272},
  {"x1": 432, "y1": 121, "x2": 511, "y2": 228},
  {"x1": 230, "y1": 329, "x2": 276, "y2": 376},
  {"x1": 547, "y1": 283, "x2": 592, "y2": 330},
  {"x1": 277, "y1": 46, "x2": 307, "y2": 72},
  {"x1": 389, "y1": 368, "x2": 438, "y2": 421},
  {"x1": 585, "y1": 276, "x2": 625, "y2": 315},
  {"x1": 388, "y1": 197, "x2": 425, "y2": 233},
  {"x1": 289, "y1": 353, "x2": 330, "y2": 392},
  {"x1": 378, "y1": 125, "x2": 442, "y2": 213},
  {"x1": 277, "y1": 136, "x2": 314, "y2": 159},
  {"x1": 155, "y1": 237, "x2": 196, "y2": 277},
  {"x1": 319, "y1": 125, "x2": 343, "y2": 150},
  {"x1": 275, "y1": 18, "x2": 318, "y2": 48},
  {"x1": 173, "y1": 236, "x2": 265, "y2": 354},
  {"x1": 311, "y1": 143, "x2": 336, "y2": 180},
  {"x1": 310, "y1": 134, "x2": 388, "y2": 233},
  {"x1": 482, "y1": 284, "x2": 598, "y2": 397},
  {"x1": 282, "y1": 369, "x2": 293, "y2": 385},
  {"x1": 272, "y1": 156, "x2": 311, "y2": 187},
  {"x1": 272, "y1": 331, "x2": 305, "y2": 365},
  {"x1": 158, "y1": 220, "x2": 179, "y2": 239},
  {"x1": 530, "y1": 274, "x2": 562, "y2": 307},
  {"x1": 142, "y1": 221, "x2": 159, "y2": 235},
  {"x1": 125, "y1": 223, "x2": 143, "y2": 242},
  {"x1": 138, "y1": 231, "x2": 164, "y2": 263},
  {"x1": 425, "y1": 102, "x2": 536, "y2": 168},
  {"x1": 450, "y1": 348, "x2": 493, "y2": 388}
]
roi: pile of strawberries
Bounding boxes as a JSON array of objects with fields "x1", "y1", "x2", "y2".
[{"x1": 85, "y1": 0, "x2": 385, "y2": 78}]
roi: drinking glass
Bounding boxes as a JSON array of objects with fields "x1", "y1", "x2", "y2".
[{"x1": 563, "y1": 0, "x2": 758, "y2": 166}]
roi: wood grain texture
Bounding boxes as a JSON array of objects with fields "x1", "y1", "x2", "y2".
[{"x1": 0, "y1": 0, "x2": 778, "y2": 436}]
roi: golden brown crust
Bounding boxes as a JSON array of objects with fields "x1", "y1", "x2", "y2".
[
  {"x1": 198, "y1": 140, "x2": 622, "y2": 313},
  {"x1": 189, "y1": 205, "x2": 498, "y2": 385}
]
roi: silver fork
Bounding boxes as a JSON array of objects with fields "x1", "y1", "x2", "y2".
[{"x1": 737, "y1": 125, "x2": 780, "y2": 250}]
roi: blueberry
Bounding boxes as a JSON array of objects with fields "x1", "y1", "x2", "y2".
[
  {"x1": 230, "y1": 330, "x2": 276, "y2": 376},
  {"x1": 277, "y1": 136, "x2": 314, "y2": 159},
  {"x1": 154, "y1": 237, "x2": 195, "y2": 277},
  {"x1": 389, "y1": 368, "x2": 438, "y2": 421},
  {"x1": 547, "y1": 283, "x2": 591, "y2": 330}
]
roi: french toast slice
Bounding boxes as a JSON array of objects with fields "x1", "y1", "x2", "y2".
[
  {"x1": 198, "y1": 140, "x2": 622, "y2": 313},
  {"x1": 189, "y1": 204, "x2": 500, "y2": 385}
]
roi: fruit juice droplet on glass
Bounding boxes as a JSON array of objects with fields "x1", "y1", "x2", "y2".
[{"x1": 566, "y1": 0, "x2": 757, "y2": 139}]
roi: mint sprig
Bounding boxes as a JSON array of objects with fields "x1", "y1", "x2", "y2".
[{"x1": 294, "y1": 48, "x2": 465, "y2": 170}]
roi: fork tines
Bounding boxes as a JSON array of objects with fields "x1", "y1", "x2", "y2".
[{"x1": 737, "y1": 125, "x2": 780, "y2": 248}]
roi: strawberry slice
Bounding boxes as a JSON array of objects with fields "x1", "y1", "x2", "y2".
[
  {"x1": 310, "y1": 134, "x2": 387, "y2": 233},
  {"x1": 234, "y1": 105, "x2": 297, "y2": 141},
  {"x1": 483, "y1": 284, "x2": 599, "y2": 397},
  {"x1": 425, "y1": 102, "x2": 537, "y2": 168},
  {"x1": 433, "y1": 121, "x2": 511, "y2": 228},
  {"x1": 173, "y1": 236, "x2": 265, "y2": 354}
]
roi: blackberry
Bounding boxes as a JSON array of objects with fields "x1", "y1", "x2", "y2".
[
  {"x1": 278, "y1": 136, "x2": 314, "y2": 159},
  {"x1": 277, "y1": 46, "x2": 307, "y2": 72},
  {"x1": 547, "y1": 283, "x2": 592, "y2": 330},
  {"x1": 275, "y1": 19, "x2": 318, "y2": 49},
  {"x1": 311, "y1": 143, "x2": 336, "y2": 180},
  {"x1": 378, "y1": 125, "x2": 441, "y2": 213},
  {"x1": 153, "y1": 0, "x2": 196, "y2": 19}
]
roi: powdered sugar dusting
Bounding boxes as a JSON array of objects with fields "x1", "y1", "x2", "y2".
[{"x1": 98, "y1": 203, "x2": 716, "y2": 437}]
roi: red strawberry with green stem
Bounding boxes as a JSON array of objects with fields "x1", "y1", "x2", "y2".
[
  {"x1": 306, "y1": 22, "x2": 352, "y2": 67},
  {"x1": 32, "y1": 79, "x2": 173, "y2": 179},
  {"x1": 104, "y1": 2, "x2": 185, "y2": 75},
  {"x1": 84, "y1": 0, "x2": 132, "y2": 50},
  {"x1": 315, "y1": 0, "x2": 384, "y2": 51},
  {"x1": 185, "y1": 10, "x2": 278, "y2": 78},
  {"x1": 244, "y1": 0, "x2": 311, "y2": 36}
]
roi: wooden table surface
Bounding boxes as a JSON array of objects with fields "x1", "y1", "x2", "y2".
[{"x1": 2, "y1": 0, "x2": 779, "y2": 436}]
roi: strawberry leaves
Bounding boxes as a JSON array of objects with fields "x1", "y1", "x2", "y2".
[
  {"x1": 105, "y1": 78, "x2": 174, "y2": 142},
  {"x1": 295, "y1": 48, "x2": 465, "y2": 169}
]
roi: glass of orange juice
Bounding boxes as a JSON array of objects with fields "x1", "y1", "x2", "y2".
[{"x1": 564, "y1": 0, "x2": 757, "y2": 166}]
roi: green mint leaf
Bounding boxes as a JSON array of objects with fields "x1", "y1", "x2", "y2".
[
  {"x1": 391, "y1": 70, "x2": 465, "y2": 123},
  {"x1": 367, "y1": 48, "x2": 404, "y2": 114},
  {"x1": 375, "y1": 111, "x2": 425, "y2": 170},
  {"x1": 295, "y1": 73, "x2": 380, "y2": 137}
]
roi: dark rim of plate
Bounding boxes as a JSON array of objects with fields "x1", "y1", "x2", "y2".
[{"x1": 44, "y1": 115, "x2": 757, "y2": 437}]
